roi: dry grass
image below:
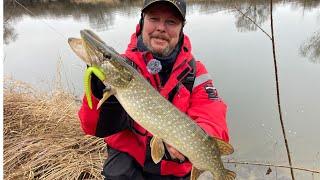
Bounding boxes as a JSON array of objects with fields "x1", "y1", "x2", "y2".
[
  {"x1": 4, "y1": 78, "x2": 319, "y2": 179},
  {"x1": 3, "y1": 78, "x2": 106, "y2": 180}
]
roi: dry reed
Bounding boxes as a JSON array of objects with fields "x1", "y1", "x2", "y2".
[{"x1": 3, "y1": 78, "x2": 106, "y2": 180}]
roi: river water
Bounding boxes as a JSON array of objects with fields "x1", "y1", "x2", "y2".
[{"x1": 3, "y1": 0, "x2": 320, "y2": 179}]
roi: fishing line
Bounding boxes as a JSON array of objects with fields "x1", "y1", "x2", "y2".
[
  {"x1": 14, "y1": 0, "x2": 67, "y2": 40},
  {"x1": 4, "y1": 1, "x2": 16, "y2": 23},
  {"x1": 12, "y1": 0, "x2": 81, "y2": 96}
]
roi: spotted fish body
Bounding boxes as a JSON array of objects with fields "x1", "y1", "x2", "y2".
[
  {"x1": 68, "y1": 30, "x2": 236, "y2": 180},
  {"x1": 117, "y1": 74, "x2": 229, "y2": 179}
]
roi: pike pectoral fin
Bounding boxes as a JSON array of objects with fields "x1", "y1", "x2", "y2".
[
  {"x1": 97, "y1": 88, "x2": 115, "y2": 109},
  {"x1": 190, "y1": 167, "x2": 203, "y2": 180},
  {"x1": 224, "y1": 169, "x2": 236, "y2": 180},
  {"x1": 68, "y1": 38, "x2": 92, "y2": 65},
  {"x1": 150, "y1": 136, "x2": 165, "y2": 164},
  {"x1": 214, "y1": 138, "x2": 234, "y2": 156}
]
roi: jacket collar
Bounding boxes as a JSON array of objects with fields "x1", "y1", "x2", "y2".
[{"x1": 124, "y1": 25, "x2": 195, "y2": 98}]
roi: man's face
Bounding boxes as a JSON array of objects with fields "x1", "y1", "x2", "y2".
[{"x1": 142, "y1": 3, "x2": 183, "y2": 57}]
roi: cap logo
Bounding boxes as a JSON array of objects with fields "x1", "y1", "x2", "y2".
[{"x1": 168, "y1": 0, "x2": 178, "y2": 5}]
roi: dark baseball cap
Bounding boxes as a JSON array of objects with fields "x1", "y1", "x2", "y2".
[{"x1": 142, "y1": 0, "x2": 186, "y2": 21}]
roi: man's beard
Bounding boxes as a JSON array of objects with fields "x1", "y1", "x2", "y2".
[{"x1": 143, "y1": 33, "x2": 174, "y2": 57}]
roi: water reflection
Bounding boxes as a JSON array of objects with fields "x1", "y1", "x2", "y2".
[
  {"x1": 300, "y1": 30, "x2": 320, "y2": 63},
  {"x1": 4, "y1": 22, "x2": 18, "y2": 45},
  {"x1": 3, "y1": 1, "x2": 23, "y2": 44},
  {"x1": 4, "y1": 0, "x2": 320, "y2": 44},
  {"x1": 3, "y1": 0, "x2": 142, "y2": 44},
  {"x1": 234, "y1": 4, "x2": 270, "y2": 33}
]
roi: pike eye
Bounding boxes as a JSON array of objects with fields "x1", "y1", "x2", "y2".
[{"x1": 103, "y1": 53, "x2": 111, "y2": 59}]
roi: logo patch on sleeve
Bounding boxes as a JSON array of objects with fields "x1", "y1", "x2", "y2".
[{"x1": 204, "y1": 83, "x2": 219, "y2": 100}]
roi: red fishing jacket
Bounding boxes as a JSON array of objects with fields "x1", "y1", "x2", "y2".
[{"x1": 78, "y1": 26, "x2": 229, "y2": 177}]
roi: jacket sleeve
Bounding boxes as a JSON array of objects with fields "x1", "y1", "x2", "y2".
[
  {"x1": 186, "y1": 61, "x2": 229, "y2": 142},
  {"x1": 78, "y1": 93, "x2": 101, "y2": 136},
  {"x1": 78, "y1": 74, "x2": 131, "y2": 138}
]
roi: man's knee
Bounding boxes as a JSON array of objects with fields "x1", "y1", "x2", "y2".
[{"x1": 102, "y1": 148, "x2": 144, "y2": 180}]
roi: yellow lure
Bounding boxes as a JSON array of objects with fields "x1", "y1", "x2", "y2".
[{"x1": 84, "y1": 66, "x2": 106, "y2": 109}]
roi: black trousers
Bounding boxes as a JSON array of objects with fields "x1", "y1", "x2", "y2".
[{"x1": 102, "y1": 148, "x2": 190, "y2": 180}]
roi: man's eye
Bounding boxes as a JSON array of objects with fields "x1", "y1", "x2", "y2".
[
  {"x1": 166, "y1": 20, "x2": 177, "y2": 25},
  {"x1": 149, "y1": 17, "x2": 158, "y2": 21}
]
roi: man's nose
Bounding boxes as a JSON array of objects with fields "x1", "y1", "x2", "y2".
[{"x1": 156, "y1": 20, "x2": 166, "y2": 32}]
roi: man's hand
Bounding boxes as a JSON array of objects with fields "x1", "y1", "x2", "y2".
[{"x1": 165, "y1": 143, "x2": 185, "y2": 162}]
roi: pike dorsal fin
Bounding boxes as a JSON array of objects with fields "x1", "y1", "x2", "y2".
[
  {"x1": 214, "y1": 137, "x2": 234, "y2": 156},
  {"x1": 150, "y1": 136, "x2": 165, "y2": 164}
]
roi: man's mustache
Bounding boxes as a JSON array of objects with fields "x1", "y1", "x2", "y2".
[{"x1": 150, "y1": 34, "x2": 170, "y2": 41}]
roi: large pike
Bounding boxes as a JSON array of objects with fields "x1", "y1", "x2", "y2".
[{"x1": 68, "y1": 29, "x2": 236, "y2": 180}]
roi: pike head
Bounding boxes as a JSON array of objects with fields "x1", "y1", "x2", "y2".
[{"x1": 68, "y1": 29, "x2": 135, "y2": 108}]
